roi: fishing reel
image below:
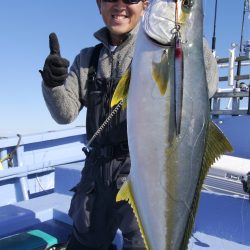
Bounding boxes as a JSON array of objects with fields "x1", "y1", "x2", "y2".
[{"x1": 241, "y1": 171, "x2": 250, "y2": 200}]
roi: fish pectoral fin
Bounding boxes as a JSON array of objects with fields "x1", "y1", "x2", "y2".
[
  {"x1": 116, "y1": 180, "x2": 150, "y2": 250},
  {"x1": 0, "y1": 162, "x2": 3, "y2": 170},
  {"x1": 111, "y1": 67, "x2": 131, "y2": 109},
  {"x1": 152, "y1": 49, "x2": 170, "y2": 96}
]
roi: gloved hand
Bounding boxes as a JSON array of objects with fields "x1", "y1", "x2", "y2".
[{"x1": 39, "y1": 32, "x2": 69, "y2": 87}]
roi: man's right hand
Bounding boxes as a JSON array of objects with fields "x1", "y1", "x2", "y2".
[{"x1": 40, "y1": 32, "x2": 69, "y2": 87}]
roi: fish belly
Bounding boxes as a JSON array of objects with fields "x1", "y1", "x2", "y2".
[{"x1": 128, "y1": 26, "x2": 169, "y2": 249}]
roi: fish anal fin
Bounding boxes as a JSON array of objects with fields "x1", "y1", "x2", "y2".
[
  {"x1": 152, "y1": 49, "x2": 170, "y2": 96},
  {"x1": 111, "y1": 68, "x2": 131, "y2": 108},
  {"x1": 116, "y1": 180, "x2": 150, "y2": 250}
]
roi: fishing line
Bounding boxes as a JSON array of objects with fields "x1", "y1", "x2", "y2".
[
  {"x1": 166, "y1": 188, "x2": 196, "y2": 234},
  {"x1": 240, "y1": 196, "x2": 248, "y2": 238}
]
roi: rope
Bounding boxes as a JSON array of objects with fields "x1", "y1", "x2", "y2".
[{"x1": 0, "y1": 134, "x2": 22, "y2": 168}]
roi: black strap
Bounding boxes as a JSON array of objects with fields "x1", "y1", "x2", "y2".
[
  {"x1": 79, "y1": 43, "x2": 103, "y2": 109},
  {"x1": 87, "y1": 43, "x2": 103, "y2": 80}
]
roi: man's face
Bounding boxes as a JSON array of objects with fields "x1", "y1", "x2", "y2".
[{"x1": 96, "y1": 0, "x2": 148, "y2": 45}]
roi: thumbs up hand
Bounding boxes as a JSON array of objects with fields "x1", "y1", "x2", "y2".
[{"x1": 40, "y1": 33, "x2": 69, "y2": 87}]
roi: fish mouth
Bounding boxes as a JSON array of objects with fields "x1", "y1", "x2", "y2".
[
  {"x1": 145, "y1": 32, "x2": 173, "y2": 47},
  {"x1": 143, "y1": 1, "x2": 177, "y2": 46}
]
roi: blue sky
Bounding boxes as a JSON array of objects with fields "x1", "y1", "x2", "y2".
[{"x1": 0, "y1": 0, "x2": 248, "y2": 136}]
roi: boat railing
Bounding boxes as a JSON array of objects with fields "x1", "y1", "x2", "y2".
[
  {"x1": 0, "y1": 127, "x2": 86, "y2": 205},
  {"x1": 211, "y1": 53, "x2": 250, "y2": 117}
]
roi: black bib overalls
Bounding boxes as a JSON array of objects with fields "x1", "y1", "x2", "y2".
[{"x1": 67, "y1": 44, "x2": 146, "y2": 250}]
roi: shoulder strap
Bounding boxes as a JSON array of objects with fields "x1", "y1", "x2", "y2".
[
  {"x1": 87, "y1": 43, "x2": 103, "y2": 80},
  {"x1": 80, "y1": 43, "x2": 103, "y2": 108}
]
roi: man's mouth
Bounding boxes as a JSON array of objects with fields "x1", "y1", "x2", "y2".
[{"x1": 112, "y1": 14, "x2": 128, "y2": 20}]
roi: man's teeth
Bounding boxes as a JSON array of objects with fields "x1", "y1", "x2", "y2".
[{"x1": 112, "y1": 15, "x2": 127, "y2": 19}]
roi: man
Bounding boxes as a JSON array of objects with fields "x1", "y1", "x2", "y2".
[{"x1": 40, "y1": 0, "x2": 149, "y2": 249}]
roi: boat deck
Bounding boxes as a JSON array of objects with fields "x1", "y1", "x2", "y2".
[
  {"x1": 0, "y1": 161, "x2": 249, "y2": 249},
  {"x1": 1, "y1": 127, "x2": 250, "y2": 249}
]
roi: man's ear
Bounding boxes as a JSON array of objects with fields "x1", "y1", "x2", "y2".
[
  {"x1": 96, "y1": 0, "x2": 101, "y2": 13},
  {"x1": 143, "y1": 0, "x2": 149, "y2": 10}
]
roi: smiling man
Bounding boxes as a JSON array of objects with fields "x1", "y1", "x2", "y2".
[{"x1": 40, "y1": 0, "x2": 148, "y2": 249}]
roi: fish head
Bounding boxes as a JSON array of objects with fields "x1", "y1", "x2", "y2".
[{"x1": 143, "y1": 0, "x2": 195, "y2": 45}]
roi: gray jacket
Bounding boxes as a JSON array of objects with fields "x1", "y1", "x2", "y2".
[
  {"x1": 42, "y1": 26, "x2": 218, "y2": 125},
  {"x1": 42, "y1": 26, "x2": 138, "y2": 124}
]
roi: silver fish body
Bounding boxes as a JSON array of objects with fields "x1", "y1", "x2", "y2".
[
  {"x1": 127, "y1": 0, "x2": 209, "y2": 249},
  {"x1": 112, "y1": 0, "x2": 231, "y2": 249}
]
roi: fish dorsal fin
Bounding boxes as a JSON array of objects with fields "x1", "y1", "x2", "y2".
[
  {"x1": 116, "y1": 180, "x2": 150, "y2": 250},
  {"x1": 111, "y1": 68, "x2": 131, "y2": 109},
  {"x1": 152, "y1": 49, "x2": 170, "y2": 96},
  {"x1": 181, "y1": 120, "x2": 233, "y2": 248}
]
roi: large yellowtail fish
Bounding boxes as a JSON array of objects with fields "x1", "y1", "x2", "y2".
[{"x1": 111, "y1": 0, "x2": 233, "y2": 249}]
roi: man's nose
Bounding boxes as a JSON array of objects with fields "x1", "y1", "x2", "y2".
[{"x1": 114, "y1": 0, "x2": 127, "y2": 7}]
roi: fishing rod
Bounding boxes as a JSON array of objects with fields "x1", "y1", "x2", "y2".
[
  {"x1": 212, "y1": 0, "x2": 218, "y2": 55},
  {"x1": 236, "y1": 0, "x2": 249, "y2": 86},
  {"x1": 237, "y1": 0, "x2": 250, "y2": 114}
]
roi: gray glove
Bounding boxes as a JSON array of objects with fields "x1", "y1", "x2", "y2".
[{"x1": 40, "y1": 33, "x2": 69, "y2": 87}]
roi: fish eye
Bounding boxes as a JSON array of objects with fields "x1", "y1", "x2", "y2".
[{"x1": 182, "y1": 0, "x2": 194, "y2": 11}]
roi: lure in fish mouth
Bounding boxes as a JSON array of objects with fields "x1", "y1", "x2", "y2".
[{"x1": 146, "y1": 0, "x2": 195, "y2": 135}]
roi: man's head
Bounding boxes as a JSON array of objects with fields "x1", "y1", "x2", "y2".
[{"x1": 96, "y1": 0, "x2": 149, "y2": 45}]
